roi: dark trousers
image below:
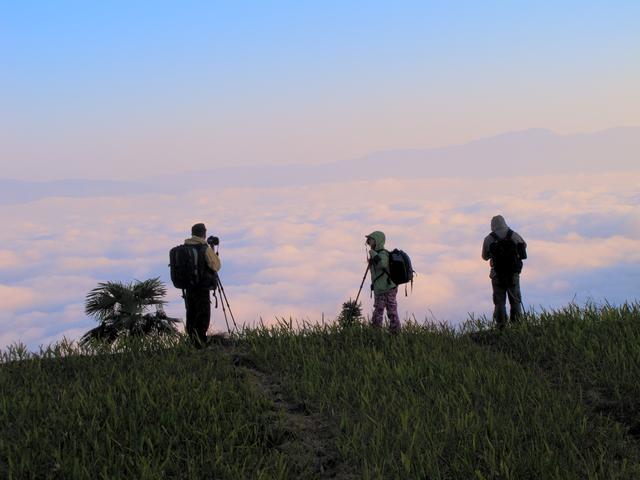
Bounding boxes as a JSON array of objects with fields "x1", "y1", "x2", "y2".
[
  {"x1": 492, "y1": 274, "x2": 522, "y2": 328},
  {"x1": 185, "y1": 289, "x2": 211, "y2": 346}
]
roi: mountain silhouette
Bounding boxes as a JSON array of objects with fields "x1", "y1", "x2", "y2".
[{"x1": 2, "y1": 127, "x2": 638, "y2": 205}]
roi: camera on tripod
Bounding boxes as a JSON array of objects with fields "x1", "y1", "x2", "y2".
[{"x1": 204, "y1": 234, "x2": 236, "y2": 333}]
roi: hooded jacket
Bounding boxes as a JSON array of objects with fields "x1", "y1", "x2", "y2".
[
  {"x1": 184, "y1": 236, "x2": 221, "y2": 272},
  {"x1": 366, "y1": 231, "x2": 397, "y2": 294},
  {"x1": 482, "y1": 215, "x2": 527, "y2": 276}
]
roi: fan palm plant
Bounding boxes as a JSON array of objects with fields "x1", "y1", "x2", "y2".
[{"x1": 80, "y1": 277, "x2": 179, "y2": 345}]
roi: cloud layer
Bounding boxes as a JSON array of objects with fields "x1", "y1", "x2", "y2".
[{"x1": 1, "y1": 171, "x2": 639, "y2": 350}]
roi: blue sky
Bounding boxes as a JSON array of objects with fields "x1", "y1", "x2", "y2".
[{"x1": 1, "y1": 1, "x2": 639, "y2": 179}]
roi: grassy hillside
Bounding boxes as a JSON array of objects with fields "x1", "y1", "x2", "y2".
[{"x1": 2, "y1": 303, "x2": 640, "y2": 479}]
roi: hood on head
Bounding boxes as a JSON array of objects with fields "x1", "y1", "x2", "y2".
[
  {"x1": 366, "y1": 231, "x2": 386, "y2": 250},
  {"x1": 491, "y1": 215, "x2": 508, "y2": 232}
]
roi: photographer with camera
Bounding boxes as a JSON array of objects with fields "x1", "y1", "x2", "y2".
[{"x1": 177, "y1": 223, "x2": 221, "y2": 347}]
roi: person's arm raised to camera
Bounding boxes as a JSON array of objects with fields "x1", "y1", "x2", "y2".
[{"x1": 205, "y1": 246, "x2": 221, "y2": 272}]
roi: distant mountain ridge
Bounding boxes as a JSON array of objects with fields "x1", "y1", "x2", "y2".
[
  {"x1": 0, "y1": 179, "x2": 150, "y2": 206},
  {"x1": 336, "y1": 126, "x2": 640, "y2": 180},
  {"x1": 2, "y1": 127, "x2": 639, "y2": 205}
]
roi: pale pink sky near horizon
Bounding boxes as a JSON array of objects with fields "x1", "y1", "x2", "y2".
[{"x1": 1, "y1": 3, "x2": 639, "y2": 180}]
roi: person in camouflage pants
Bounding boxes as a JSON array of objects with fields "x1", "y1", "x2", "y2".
[{"x1": 366, "y1": 231, "x2": 400, "y2": 334}]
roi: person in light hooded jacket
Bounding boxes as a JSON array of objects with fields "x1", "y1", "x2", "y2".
[
  {"x1": 184, "y1": 222, "x2": 221, "y2": 346},
  {"x1": 366, "y1": 231, "x2": 400, "y2": 334},
  {"x1": 482, "y1": 215, "x2": 527, "y2": 327}
]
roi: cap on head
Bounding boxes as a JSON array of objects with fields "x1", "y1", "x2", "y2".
[{"x1": 191, "y1": 223, "x2": 207, "y2": 237}]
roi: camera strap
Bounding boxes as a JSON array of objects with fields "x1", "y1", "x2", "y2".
[{"x1": 212, "y1": 289, "x2": 219, "y2": 309}]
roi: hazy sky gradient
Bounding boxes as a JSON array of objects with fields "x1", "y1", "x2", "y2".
[
  {"x1": 1, "y1": 1, "x2": 639, "y2": 179},
  {"x1": 1, "y1": 2, "x2": 639, "y2": 350}
]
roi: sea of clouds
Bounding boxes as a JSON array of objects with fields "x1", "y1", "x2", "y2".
[{"x1": 1, "y1": 170, "x2": 639, "y2": 350}]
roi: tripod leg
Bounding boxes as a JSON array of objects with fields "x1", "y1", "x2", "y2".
[
  {"x1": 218, "y1": 288, "x2": 231, "y2": 334},
  {"x1": 221, "y1": 285, "x2": 238, "y2": 332},
  {"x1": 217, "y1": 277, "x2": 238, "y2": 332}
]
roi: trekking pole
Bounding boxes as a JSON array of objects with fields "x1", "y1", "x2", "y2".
[
  {"x1": 354, "y1": 263, "x2": 370, "y2": 305},
  {"x1": 217, "y1": 276, "x2": 238, "y2": 332}
]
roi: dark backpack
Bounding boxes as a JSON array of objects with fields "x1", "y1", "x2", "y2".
[
  {"x1": 387, "y1": 249, "x2": 415, "y2": 286},
  {"x1": 489, "y1": 230, "x2": 523, "y2": 283},
  {"x1": 169, "y1": 243, "x2": 218, "y2": 290}
]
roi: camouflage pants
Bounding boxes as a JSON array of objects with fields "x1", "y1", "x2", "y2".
[{"x1": 372, "y1": 287, "x2": 400, "y2": 333}]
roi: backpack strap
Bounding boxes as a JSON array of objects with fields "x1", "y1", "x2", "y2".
[
  {"x1": 381, "y1": 249, "x2": 392, "y2": 284},
  {"x1": 491, "y1": 230, "x2": 514, "y2": 243},
  {"x1": 181, "y1": 289, "x2": 187, "y2": 309},
  {"x1": 371, "y1": 271, "x2": 388, "y2": 285},
  {"x1": 370, "y1": 249, "x2": 392, "y2": 286},
  {"x1": 197, "y1": 243, "x2": 209, "y2": 257}
]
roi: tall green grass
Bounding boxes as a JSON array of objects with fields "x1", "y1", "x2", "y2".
[
  {"x1": 470, "y1": 302, "x2": 640, "y2": 436},
  {"x1": 0, "y1": 336, "x2": 294, "y2": 479},
  {"x1": 243, "y1": 318, "x2": 640, "y2": 479},
  {"x1": 2, "y1": 304, "x2": 640, "y2": 479}
]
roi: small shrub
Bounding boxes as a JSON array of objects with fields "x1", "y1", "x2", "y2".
[{"x1": 337, "y1": 299, "x2": 363, "y2": 328}]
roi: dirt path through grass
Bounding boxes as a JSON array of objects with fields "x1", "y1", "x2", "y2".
[{"x1": 224, "y1": 346, "x2": 355, "y2": 479}]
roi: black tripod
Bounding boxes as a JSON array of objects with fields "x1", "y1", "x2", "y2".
[
  {"x1": 216, "y1": 276, "x2": 238, "y2": 334},
  {"x1": 207, "y1": 238, "x2": 238, "y2": 334}
]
